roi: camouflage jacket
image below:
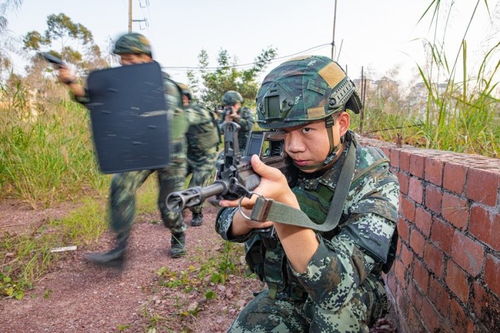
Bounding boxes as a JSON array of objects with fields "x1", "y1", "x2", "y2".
[
  {"x1": 219, "y1": 106, "x2": 255, "y2": 152},
  {"x1": 216, "y1": 132, "x2": 399, "y2": 309},
  {"x1": 185, "y1": 103, "x2": 219, "y2": 159}
]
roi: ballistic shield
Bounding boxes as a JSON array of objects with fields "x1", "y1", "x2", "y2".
[{"x1": 86, "y1": 61, "x2": 170, "y2": 173}]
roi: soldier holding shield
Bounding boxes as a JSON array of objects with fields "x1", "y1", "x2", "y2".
[{"x1": 58, "y1": 33, "x2": 189, "y2": 263}]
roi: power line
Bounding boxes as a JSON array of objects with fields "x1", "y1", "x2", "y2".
[{"x1": 162, "y1": 42, "x2": 332, "y2": 71}]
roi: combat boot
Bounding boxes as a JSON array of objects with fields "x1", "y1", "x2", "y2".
[
  {"x1": 169, "y1": 232, "x2": 186, "y2": 258},
  {"x1": 84, "y1": 233, "x2": 128, "y2": 266},
  {"x1": 190, "y1": 212, "x2": 203, "y2": 227}
]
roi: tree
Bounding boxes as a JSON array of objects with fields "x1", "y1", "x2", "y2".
[
  {"x1": 188, "y1": 47, "x2": 277, "y2": 109},
  {"x1": 22, "y1": 13, "x2": 107, "y2": 74},
  {"x1": 0, "y1": 0, "x2": 23, "y2": 78},
  {"x1": 0, "y1": 0, "x2": 22, "y2": 33}
]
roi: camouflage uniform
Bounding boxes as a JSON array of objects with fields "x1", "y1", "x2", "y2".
[
  {"x1": 109, "y1": 74, "x2": 188, "y2": 237},
  {"x1": 215, "y1": 56, "x2": 399, "y2": 332},
  {"x1": 219, "y1": 91, "x2": 255, "y2": 152},
  {"x1": 72, "y1": 33, "x2": 188, "y2": 261},
  {"x1": 235, "y1": 106, "x2": 255, "y2": 152},
  {"x1": 184, "y1": 102, "x2": 219, "y2": 220}
]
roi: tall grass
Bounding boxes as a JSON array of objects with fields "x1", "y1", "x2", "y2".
[
  {"x1": 0, "y1": 82, "x2": 108, "y2": 207},
  {"x1": 415, "y1": 0, "x2": 499, "y2": 157},
  {"x1": 353, "y1": 0, "x2": 498, "y2": 158}
]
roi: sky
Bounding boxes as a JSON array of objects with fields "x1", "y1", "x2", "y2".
[{"x1": 3, "y1": 0, "x2": 499, "y2": 86}]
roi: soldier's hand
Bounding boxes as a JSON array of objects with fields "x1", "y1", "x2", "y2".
[
  {"x1": 221, "y1": 155, "x2": 299, "y2": 236},
  {"x1": 57, "y1": 66, "x2": 76, "y2": 85},
  {"x1": 220, "y1": 155, "x2": 299, "y2": 210}
]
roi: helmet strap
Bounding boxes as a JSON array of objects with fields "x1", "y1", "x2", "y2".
[{"x1": 321, "y1": 116, "x2": 343, "y2": 166}]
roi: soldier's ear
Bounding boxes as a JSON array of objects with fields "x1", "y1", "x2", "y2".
[{"x1": 337, "y1": 112, "x2": 350, "y2": 137}]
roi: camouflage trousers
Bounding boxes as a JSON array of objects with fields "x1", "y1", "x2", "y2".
[
  {"x1": 186, "y1": 148, "x2": 217, "y2": 214},
  {"x1": 109, "y1": 164, "x2": 187, "y2": 237},
  {"x1": 227, "y1": 275, "x2": 387, "y2": 333}
]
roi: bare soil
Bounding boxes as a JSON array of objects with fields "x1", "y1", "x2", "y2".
[
  {"x1": 0, "y1": 201, "x2": 396, "y2": 333},
  {"x1": 0, "y1": 204, "x2": 263, "y2": 333}
]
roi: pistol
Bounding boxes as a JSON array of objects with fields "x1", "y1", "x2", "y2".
[{"x1": 39, "y1": 52, "x2": 65, "y2": 69}]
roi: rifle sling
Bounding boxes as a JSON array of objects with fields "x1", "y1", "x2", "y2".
[{"x1": 249, "y1": 143, "x2": 356, "y2": 232}]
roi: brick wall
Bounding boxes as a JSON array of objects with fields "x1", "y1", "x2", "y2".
[{"x1": 359, "y1": 137, "x2": 499, "y2": 332}]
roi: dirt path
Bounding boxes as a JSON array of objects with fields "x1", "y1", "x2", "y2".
[{"x1": 0, "y1": 206, "x2": 263, "y2": 333}]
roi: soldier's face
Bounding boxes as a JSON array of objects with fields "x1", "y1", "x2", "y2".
[
  {"x1": 119, "y1": 53, "x2": 152, "y2": 65},
  {"x1": 283, "y1": 112, "x2": 349, "y2": 173}
]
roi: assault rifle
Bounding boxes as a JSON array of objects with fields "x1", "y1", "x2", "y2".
[
  {"x1": 166, "y1": 121, "x2": 296, "y2": 212},
  {"x1": 39, "y1": 52, "x2": 65, "y2": 69}
]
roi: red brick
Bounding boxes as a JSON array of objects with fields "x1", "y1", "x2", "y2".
[
  {"x1": 451, "y1": 231, "x2": 485, "y2": 276},
  {"x1": 410, "y1": 154, "x2": 425, "y2": 178},
  {"x1": 425, "y1": 157, "x2": 444, "y2": 186},
  {"x1": 413, "y1": 259, "x2": 429, "y2": 292},
  {"x1": 441, "y1": 192, "x2": 469, "y2": 229},
  {"x1": 407, "y1": 306, "x2": 425, "y2": 333},
  {"x1": 469, "y1": 205, "x2": 499, "y2": 251},
  {"x1": 448, "y1": 298, "x2": 472, "y2": 333},
  {"x1": 446, "y1": 260, "x2": 470, "y2": 302},
  {"x1": 385, "y1": 272, "x2": 398, "y2": 296},
  {"x1": 428, "y1": 277, "x2": 450, "y2": 317},
  {"x1": 421, "y1": 297, "x2": 441, "y2": 332},
  {"x1": 466, "y1": 168, "x2": 499, "y2": 206},
  {"x1": 400, "y1": 196, "x2": 416, "y2": 221},
  {"x1": 410, "y1": 229, "x2": 425, "y2": 257},
  {"x1": 415, "y1": 207, "x2": 432, "y2": 236},
  {"x1": 394, "y1": 259, "x2": 406, "y2": 286},
  {"x1": 390, "y1": 149, "x2": 400, "y2": 168},
  {"x1": 494, "y1": 214, "x2": 500, "y2": 252},
  {"x1": 484, "y1": 254, "x2": 500, "y2": 297},
  {"x1": 472, "y1": 281, "x2": 500, "y2": 331},
  {"x1": 424, "y1": 243, "x2": 444, "y2": 277},
  {"x1": 408, "y1": 177, "x2": 424, "y2": 204},
  {"x1": 397, "y1": 172, "x2": 409, "y2": 195},
  {"x1": 400, "y1": 242, "x2": 413, "y2": 267},
  {"x1": 397, "y1": 218, "x2": 410, "y2": 242},
  {"x1": 425, "y1": 184, "x2": 442, "y2": 214},
  {"x1": 443, "y1": 162, "x2": 467, "y2": 194},
  {"x1": 430, "y1": 217, "x2": 454, "y2": 252},
  {"x1": 381, "y1": 148, "x2": 390, "y2": 158},
  {"x1": 396, "y1": 236, "x2": 402, "y2": 254},
  {"x1": 396, "y1": 284, "x2": 410, "y2": 318},
  {"x1": 400, "y1": 151, "x2": 411, "y2": 172},
  {"x1": 408, "y1": 281, "x2": 423, "y2": 311}
]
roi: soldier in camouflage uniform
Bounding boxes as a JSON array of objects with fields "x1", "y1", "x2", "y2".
[
  {"x1": 179, "y1": 83, "x2": 219, "y2": 226},
  {"x1": 58, "y1": 33, "x2": 189, "y2": 262},
  {"x1": 220, "y1": 90, "x2": 254, "y2": 152},
  {"x1": 215, "y1": 56, "x2": 399, "y2": 332}
]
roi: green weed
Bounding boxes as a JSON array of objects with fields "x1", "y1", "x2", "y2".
[
  {"x1": 0, "y1": 93, "x2": 108, "y2": 207},
  {"x1": 156, "y1": 241, "x2": 243, "y2": 296}
]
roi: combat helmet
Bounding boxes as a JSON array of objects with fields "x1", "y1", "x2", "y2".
[
  {"x1": 222, "y1": 90, "x2": 243, "y2": 106},
  {"x1": 178, "y1": 83, "x2": 192, "y2": 100},
  {"x1": 113, "y1": 32, "x2": 152, "y2": 57},
  {"x1": 256, "y1": 55, "x2": 362, "y2": 169}
]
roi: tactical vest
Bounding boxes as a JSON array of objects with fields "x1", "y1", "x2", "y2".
[
  {"x1": 237, "y1": 107, "x2": 254, "y2": 151},
  {"x1": 163, "y1": 75, "x2": 188, "y2": 153},
  {"x1": 245, "y1": 136, "x2": 398, "y2": 299},
  {"x1": 186, "y1": 104, "x2": 219, "y2": 153}
]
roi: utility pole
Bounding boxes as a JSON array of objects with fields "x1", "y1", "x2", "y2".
[
  {"x1": 128, "y1": 0, "x2": 132, "y2": 32},
  {"x1": 331, "y1": 0, "x2": 338, "y2": 60},
  {"x1": 128, "y1": 0, "x2": 148, "y2": 32}
]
